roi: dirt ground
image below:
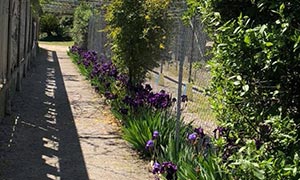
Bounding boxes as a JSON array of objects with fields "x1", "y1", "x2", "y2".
[{"x1": 0, "y1": 44, "x2": 152, "y2": 180}]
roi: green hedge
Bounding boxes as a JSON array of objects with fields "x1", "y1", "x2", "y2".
[{"x1": 194, "y1": 0, "x2": 300, "y2": 179}]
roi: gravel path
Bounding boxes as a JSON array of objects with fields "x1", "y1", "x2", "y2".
[{"x1": 0, "y1": 44, "x2": 152, "y2": 180}]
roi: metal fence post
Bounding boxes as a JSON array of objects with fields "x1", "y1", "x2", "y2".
[{"x1": 175, "y1": 23, "x2": 186, "y2": 153}]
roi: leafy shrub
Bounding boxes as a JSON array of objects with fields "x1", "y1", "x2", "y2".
[
  {"x1": 58, "y1": 15, "x2": 73, "y2": 40},
  {"x1": 224, "y1": 116, "x2": 299, "y2": 179},
  {"x1": 72, "y1": 3, "x2": 93, "y2": 49},
  {"x1": 40, "y1": 13, "x2": 60, "y2": 37},
  {"x1": 195, "y1": 0, "x2": 300, "y2": 179},
  {"x1": 105, "y1": 0, "x2": 171, "y2": 84},
  {"x1": 40, "y1": 13, "x2": 73, "y2": 41},
  {"x1": 60, "y1": 15, "x2": 73, "y2": 29}
]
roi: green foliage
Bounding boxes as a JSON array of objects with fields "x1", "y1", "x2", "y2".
[
  {"x1": 31, "y1": 0, "x2": 42, "y2": 16},
  {"x1": 40, "y1": 13, "x2": 60, "y2": 37},
  {"x1": 160, "y1": 136, "x2": 196, "y2": 179},
  {"x1": 68, "y1": 47, "x2": 227, "y2": 179},
  {"x1": 121, "y1": 105, "x2": 229, "y2": 179},
  {"x1": 72, "y1": 3, "x2": 93, "y2": 49},
  {"x1": 122, "y1": 109, "x2": 192, "y2": 158},
  {"x1": 195, "y1": 0, "x2": 300, "y2": 179},
  {"x1": 224, "y1": 116, "x2": 299, "y2": 179},
  {"x1": 121, "y1": 108, "x2": 222, "y2": 180},
  {"x1": 105, "y1": 0, "x2": 171, "y2": 84},
  {"x1": 195, "y1": 153, "x2": 228, "y2": 180},
  {"x1": 58, "y1": 15, "x2": 73, "y2": 39},
  {"x1": 39, "y1": 13, "x2": 72, "y2": 41},
  {"x1": 40, "y1": 0, "x2": 53, "y2": 4},
  {"x1": 158, "y1": 129, "x2": 229, "y2": 180},
  {"x1": 183, "y1": 0, "x2": 201, "y2": 22}
]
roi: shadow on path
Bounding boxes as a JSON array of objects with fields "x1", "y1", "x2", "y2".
[{"x1": 0, "y1": 48, "x2": 89, "y2": 179}]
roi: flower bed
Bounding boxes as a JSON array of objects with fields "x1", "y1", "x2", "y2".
[{"x1": 68, "y1": 46, "x2": 227, "y2": 180}]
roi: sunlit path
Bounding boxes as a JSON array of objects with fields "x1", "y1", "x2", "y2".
[{"x1": 0, "y1": 44, "x2": 152, "y2": 180}]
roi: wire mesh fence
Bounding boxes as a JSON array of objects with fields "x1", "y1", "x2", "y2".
[{"x1": 87, "y1": 1, "x2": 216, "y2": 132}]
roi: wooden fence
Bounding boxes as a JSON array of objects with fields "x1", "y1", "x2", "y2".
[{"x1": 0, "y1": 0, "x2": 38, "y2": 118}]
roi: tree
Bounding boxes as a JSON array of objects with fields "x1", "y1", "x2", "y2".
[{"x1": 106, "y1": 0, "x2": 171, "y2": 84}]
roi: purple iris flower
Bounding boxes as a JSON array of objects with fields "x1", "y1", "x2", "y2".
[
  {"x1": 152, "y1": 162, "x2": 161, "y2": 174},
  {"x1": 70, "y1": 45, "x2": 85, "y2": 55},
  {"x1": 188, "y1": 133, "x2": 197, "y2": 141},
  {"x1": 145, "y1": 140, "x2": 154, "y2": 149},
  {"x1": 161, "y1": 162, "x2": 177, "y2": 180},
  {"x1": 109, "y1": 67, "x2": 118, "y2": 77},
  {"x1": 148, "y1": 95, "x2": 156, "y2": 104},
  {"x1": 83, "y1": 59, "x2": 90, "y2": 67},
  {"x1": 133, "y1": 98, "x2": 144, "y2": 107},
  {"x1": 82, "y1": 50, "x2": 98, "y2": 67},
  {"x1": 194, "y1": 127, "x2": 205, "y2": 138},
  {"x1": 147, "y1": 92, "x2": 171, "y2": 109},
  {"x1": 116, "y1": 74, "x2": 128, "y2": 85},
  {"x1": 213, "y1": 126, "x2": 227, "y2": 138},
  {"x1": 152, "y1": 130, "x2": 159, "y2": 139}
]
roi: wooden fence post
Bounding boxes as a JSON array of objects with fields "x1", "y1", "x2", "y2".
[{"x1": 0, "y1": 0, "x2": 37, "y2": 118}]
